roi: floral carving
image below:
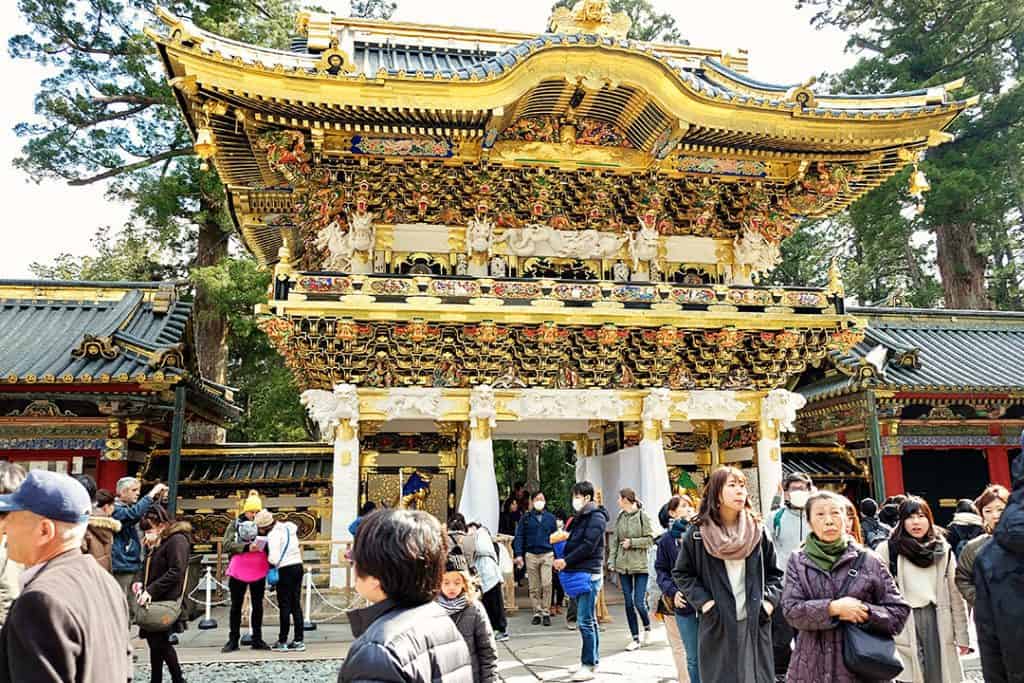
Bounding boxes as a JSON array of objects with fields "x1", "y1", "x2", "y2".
[
  {"x1": 300, "y1": 383, "x2": 359, "y2": 442},
  {"x1": 377, "y1": 388, "x2": 446, "y2": 420},
  {"x1": 510, "y1": 389, "x2": 625, "y2": 421},
  {"x1": 677, "y1": 390, "x2": 745, "y2": 421},
  {"x1": 761, "y1": 389, "x2": 807, "y2": 433}
]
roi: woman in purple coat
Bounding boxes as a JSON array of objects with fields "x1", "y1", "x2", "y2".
[{"x1": 782, "y1": 491, "x2": 910, "y2": 683}]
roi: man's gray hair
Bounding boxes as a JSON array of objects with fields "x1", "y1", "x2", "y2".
[
  {"x1": 54, "y1": 520, "x2": 88, "y2": 547},
  {"x1": 116, "y1": 476, "x2": 140, "y2": 494},
  {"x1": 0, "y1": 462, "x2": 27, "y2": 495}
]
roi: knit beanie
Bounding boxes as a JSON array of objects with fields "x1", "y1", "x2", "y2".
[
  {"x1": 242, "y1": 489, "x2": 262, "y2": 513},
  {"x1": 254, "y1": 509, "x2": 274, "y2": 529}
]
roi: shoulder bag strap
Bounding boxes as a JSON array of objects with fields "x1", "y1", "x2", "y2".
[
  {"x1": 837, "y1": 550, "x2": 868, "y2": 597},
  {"x1": 278, "y1": 526, "x2": 290, "y2": 565},
  {"x1": 177, "y1": 564, "x2": 189, "y2": 607}
]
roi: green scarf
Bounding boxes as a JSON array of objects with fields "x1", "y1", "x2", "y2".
[{"x1": 804, "y1": 533, "x2": 848, "y2": 572}]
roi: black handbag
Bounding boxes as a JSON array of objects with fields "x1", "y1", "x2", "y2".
[{"x1": 836, "y1": 551, "x2": 903, "y2": 680}]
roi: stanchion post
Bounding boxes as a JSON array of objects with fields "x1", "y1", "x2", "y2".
[
  {"x1": 303, "y1": 569, "x2": 317, "y2": 632},
  {"x1": 199, "y1": 567, "x2": 217, "y2": 630}
]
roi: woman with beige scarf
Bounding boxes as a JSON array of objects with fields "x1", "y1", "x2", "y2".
[{"x1": 672, "y1": 466, "x2": 783, "y2": 683}]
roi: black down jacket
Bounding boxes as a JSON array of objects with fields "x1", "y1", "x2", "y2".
[
  {"x1": 562, "y1": 502, "x2": 610, "y2": 574},
  {"x1": 338, "y1": 599, "x2": 472, "y2": 683},
  {"x1": 974, "y1": 451, "x2": 1024, "y2": 683}
]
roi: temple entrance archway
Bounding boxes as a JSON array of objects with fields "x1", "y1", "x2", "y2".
[{"x1": 902, "y1": 448, "x2": 989, "y2": 526}]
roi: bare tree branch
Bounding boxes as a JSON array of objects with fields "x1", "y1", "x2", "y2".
[
  {"x1": 67, "y1": 147, "x2": 193, "y2": 185},
  {"x1": 92, "y1": 94, "x2": 163, "y2": 106}
]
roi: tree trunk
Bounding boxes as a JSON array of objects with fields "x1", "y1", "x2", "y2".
[
  {"x1": 187, "y1": 211, "x2": 230, "y2": 444},
  {"x1": 526, "y1": 440, "x2": 541, "y2": 495},
  {"x1": 934, "y1": 222, "x2": 991, "y2": 309}
]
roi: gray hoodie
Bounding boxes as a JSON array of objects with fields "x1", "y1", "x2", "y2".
[{"x1": 771, "y1": 505, "x2": 809, "y2": 574}]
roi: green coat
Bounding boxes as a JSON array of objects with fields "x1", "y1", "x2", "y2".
[{"x1": 608, "y1": 508, "x2": 655, "y2": 575}]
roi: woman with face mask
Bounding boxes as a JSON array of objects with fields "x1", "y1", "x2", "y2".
[
  {"x1": 655, "y1": 495, "x2": 700, "y2": 683},
  {"x1": 878, "y1": 497, "x2": 970, "y2": 683},
  {"x1": 672, "y1": 466, "x2": 784, "y2": 683},
  {"x1": 608, "y1": 488, "x2": 656, "y2": 651},
  {"x1": 781, "y1": 491, "x2": 909, "y2": 682},
  {"x1": 954, "y1": 485, "x2": 1008, "y2": 609}
]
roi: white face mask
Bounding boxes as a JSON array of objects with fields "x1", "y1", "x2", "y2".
[
  {"x1": 789, "y1": 489, "x2": 811, "y2": 509},
  {"x1": 572, "y1": 496, "x2": 585, "y2": 512},
  {"x1": 533, "y1": 500, "x2": 545, "y2": 511}
]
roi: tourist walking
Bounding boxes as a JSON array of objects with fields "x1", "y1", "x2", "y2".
[
  {"x1": 781, "y1": 490, "x2": 910, "y2": 682},
  {"x1": 465, "y1": 521, "x2": 509, "y2": 641},
  {"x1": 608, "y1": 487, "x2": 655, "y2": 650},
  {"x1": 954, "y1": 484, "x2": 1008, "y2": 608},
  {"x1": 499, "y1": 496, "x2": 521, "y2": 537},
  {"x1": 974, "y1": 452, "x2": 1024, "y2": 683},
  {"x1": 877, "y1": 497, "x2": 969, "y2": 683},
  {"x1": 0, "y1": 470, "x2": 131, "y2": 683},
  {"x1": 0, "y1": 462, "x2": 25, "y2": 628},
  {"x1": 136, "y1": 505, "x2": 190, "y2": 683},
  {"x1": 770, "y1": 471, "x2": 814, "y2": 678},
  {"x1": 260, "y1": 510, "x2": 306, "y2": 652},
  {"x1": 514, "y1": 490, "x2": 558, "y2": 626},
  {"x1": 860, "y1": 497, "x2": 893, "y2": 549},
  {"x1": 222, "y1": 489, "x2": 271, "y2": 652},
  {"x1": 113, "y1": 477, "x2": 168, "y2": 599},
  {"x1": 82, "y1": 488, "x2": 120, "y2": 573},
  {"x1": 944, "y1": 500, "x2": 985, "y2": 559},
  {"x1": 438, "y1": 548, "x2": 498, "y2": 683},
  {"x1": 554, "y1": 481, "x2": 609, "y2": 682},
  {"x1": 654, "y1": 494, "x2": 700, "y2": 683},
  {"x1": 674, "y1": 466, "x2": 784, "y2": 683},
  {"x1": 338, "y1": 509, "x2": 472, "y2": 682}
]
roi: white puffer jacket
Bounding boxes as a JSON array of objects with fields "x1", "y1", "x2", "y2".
[{"x1": 267, "y1": 521, "x2": 303, "y2": 569}]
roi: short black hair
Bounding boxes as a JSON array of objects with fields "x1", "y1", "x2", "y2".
[
  {"x1": 352, "y1": 509, "x2": 445, "y2": 607},
  {"x1": 74, "y1": 474, "x2": 97, "y2": 502},
  {"x1": 859, "y1": 498, "x2": 878, "y2": 517},
  {"x1": 96, "y1": 489, "x2": 115, "y2": 508},
  {"x1": 955, "y1": 498, "x2": 978, "y2": 515},
  {"x1": 447, "y1": 512, "x2": 467, "y2": 532},
  {"x1": 571, "y1": 481, "x2": 595, "y2": 501},
  {"x1": 139, "y1": 503, "x2": 171, "y2": 531}
]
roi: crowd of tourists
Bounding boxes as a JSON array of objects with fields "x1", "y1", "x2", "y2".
[{"x1": 0, "y1": 446, "x2": 1021, "y2": 682}]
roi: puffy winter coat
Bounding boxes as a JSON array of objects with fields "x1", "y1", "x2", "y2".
[
  {"x1": 513, "y1": 510, "x2": 557, "y2": 557},
  {"x1": 111, "y1": 495, "x2": 155, "y2": 573},
  {"x1": 338, "y1": 599, "x2": 472, "y2": 682},
  {"x1": 672, "y1": 523, "x2": 784, "y2": 683},
  {"x1": 954, "y1": 533, "x2": 990, "y2": 608},
  {"x1": 267, "y1": 521, "x2": 303, "y2": 569},
  {"x1": 140, "y1": 522, "x2": 192, "y2": 636},
  {"x1": 608, "y1": 507, "x2": 655, "y2": 574},
  {"x1": 945, "y1": 513, "x2": 985, "y2": 558},
  {"x1": 82, "y1": 514, "x2": 121, "y2": 573},
  {"x1": 974, "y1": 452, "x2": 1024, "y2": 683},
  {"x1": 449, "y1": 599, "x2": 498, "y2": 683},
  {"x1": 562, "y1": 502, "x2": 609, "y2": 575},
  {"x1": 861, "y1": 516, "x2": 894, "y2": 550},
  {"x1": 782, "y1": 542, "x2": 910, "y2": 683},
  {"x1": 653, "y1": 527, "x2": 695, "y2": 616},
  {"x1": 877, "y1": 541, "x2": 968, "y2": 683}
]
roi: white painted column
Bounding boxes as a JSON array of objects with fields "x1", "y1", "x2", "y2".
[
  {"x1": 458, "y1": 386, "x2": 500, "y2": 535},
  {"x1": 757, "y1": 389, "x2": 807, "y2": 516},
  {"x1": 639, "y1": 389, "x2": 673, "y2": 523},
  {"x1": 300, "y1": 384, "x2": 361, "y2": 588}
]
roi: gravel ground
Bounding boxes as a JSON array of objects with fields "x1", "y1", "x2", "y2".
[{"x1": 135, "y1": 659, "x2": 342, "y2": 683}]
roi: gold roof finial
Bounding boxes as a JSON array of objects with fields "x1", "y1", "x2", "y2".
[
  {"x1": 827, "y1": 257, "x2": 845, "y2": 299},
  {"x1": 548, "y1": 0, "x2": 632, "y2": 40}
]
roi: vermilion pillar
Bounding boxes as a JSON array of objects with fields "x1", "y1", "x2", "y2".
[
  {"x1": 96, "y1": 459, "x2": 127, "y2": 492},
  {"x1": 986, "y1": 446, "x2": 1012, "y2": 489},
  {"x1": 882, "y1": 454, "x2": 905, "y2": 497}
]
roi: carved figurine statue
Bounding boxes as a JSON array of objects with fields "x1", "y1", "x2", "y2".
[
  {"x1": 373, "y1": 252, "x2": 387, "y2": 273},
  {"x1": 627, "y1": 223, "x2": 659, "y2": 270},
  {"x1": 489, "y1": 254, "x2": 508, "y2": 278},
  {"x1": 667, "y1": 361, "x2": 695, "y2": 390},
  {"x1": 616, "y1": 362, "x2": 636, "y2": 388},
  {"x1": 466, "y1": 216, "x2": 497, "y2": 258},
  {"x1": 555, "y1": 365, "x2": 581, "y2": 389},
  {"x1": 366, "y1": 351, "x2": 396, "y2": 387},
  {"x1": 454, "y1": 253, "x2": 469, "y2": 276},
  {"x1": 612, "y1": 260, "x2": 630, "y2": 282},
  {"x1": 493, "y1": 360, "x2": 527, "y2": 389},
  {"x1": 432, "y1": 354, "x2": 460, "y2": 388}
]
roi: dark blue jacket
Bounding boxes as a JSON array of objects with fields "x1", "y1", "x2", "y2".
[
  {"x1": 974, "y1": 452, "x2": 1024, "y2": 683},
  {"x1": 513, "y1": 510, "x2": 557, "y2": 557},
  {"x1": 654, "y1": 526, "x2": 696, "y2": 616},
  {"x1": 562, "y1": 503, "x2": 609, "y2": 574},
  {"x1": 111, "y1": 495, "x2": 155, "y2": 574}
]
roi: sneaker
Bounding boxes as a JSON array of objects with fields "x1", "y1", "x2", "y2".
[
  {"x1": 571, "y1": 666, "x2": 596, "y2": 681},
  {"x1": 221, "y1": 641, "x2": 239, "y2": 654},
  {"x1": 495, "y1": 631, "x2": 510, "y2": 642},
  {"x1": 566, "y1": 620, "x2": 577, "y2": 630},
  {"x1": 271, "y1": 641, "x2": 289, "y2": 652},
  {"x1": 287, "y1": 641, "x2": 306, "y2": 652},
  {"x1": 542, "y1": 615, "x2": 551, "y2": 627},
  {"x1": 250, "y1": 639, "x2": 271, "y2": 651},
  {"x1": 531, "y1": 615, "x2": 542, "y2": 625},
  {"x1": 625, "y1": 639, "x2": 641, "y2": 652},
  {"x1": 640, "y1": 629, "x2": 651, "y2": 646}
]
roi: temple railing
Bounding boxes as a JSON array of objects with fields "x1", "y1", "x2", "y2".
[{"x1": 283, "y1": 272, "x2": 842, "y2": 315}]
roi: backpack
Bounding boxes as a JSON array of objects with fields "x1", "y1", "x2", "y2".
[{"x1": 773, "y1": 508, "x2": 786, "y2": 538}]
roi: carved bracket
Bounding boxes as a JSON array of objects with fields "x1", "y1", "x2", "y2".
[
  {"x1": 300, "y1": 383, "x2": 359, "y2": 443},
  {"x1": 676, "y1": 390, "x2": 745, "y2": 422}
]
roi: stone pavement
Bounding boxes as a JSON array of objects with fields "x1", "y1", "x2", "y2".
[{"x1": 136, "y1": 600, "x2": 984, "y2": 682}]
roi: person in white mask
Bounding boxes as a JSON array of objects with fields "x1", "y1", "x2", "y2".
[
  {"x1": 513, "y1": 491, "x2": 558, "y2": 627},
  {"x1": 770, "y1": 471, "x2": 815, "y2": 679}
]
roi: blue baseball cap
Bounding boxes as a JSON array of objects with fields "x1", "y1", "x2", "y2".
[{"x1": 0, "y1": 470, "x2": 91, "y2": 524}]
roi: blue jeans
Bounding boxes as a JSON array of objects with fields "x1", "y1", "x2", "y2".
[
  {"x1": 576, "y1": 574, "x2": 602, "y2": 667},
  {"x1": 675, "y1": 612, "x2": 700, "y2": 683},
  {"x1": 618, "y1": 573, "x2": 651, "y2": 639}
]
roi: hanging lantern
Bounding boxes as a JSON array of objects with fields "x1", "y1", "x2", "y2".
[
  {"x1": 194, "y1": 126, "x2": 217, "y2": 160},
  {"x1": 908, "y1": 163, "x2": 930, "y2": 214}
]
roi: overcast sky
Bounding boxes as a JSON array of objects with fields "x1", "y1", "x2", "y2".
[{"x1": 0, "y1": 0, "x2": 858, "y2": 279}]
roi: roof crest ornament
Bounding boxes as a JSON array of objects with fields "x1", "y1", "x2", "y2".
[{"x1": 548, "y1": 1, "x2": 632, "y2": 41}]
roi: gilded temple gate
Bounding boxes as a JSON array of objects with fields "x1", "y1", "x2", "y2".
[{"x1": 148, "y1": 0, "x2": 970, "y2": 585}]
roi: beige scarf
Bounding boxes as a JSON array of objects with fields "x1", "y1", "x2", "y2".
[{"x1": 701, "y1": 511, "x2": 762, "y2": 561}]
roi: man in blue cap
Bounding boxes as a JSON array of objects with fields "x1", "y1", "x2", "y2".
[{"x1": 0, "y1": 470, "x2": 131, "y2": 683}]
